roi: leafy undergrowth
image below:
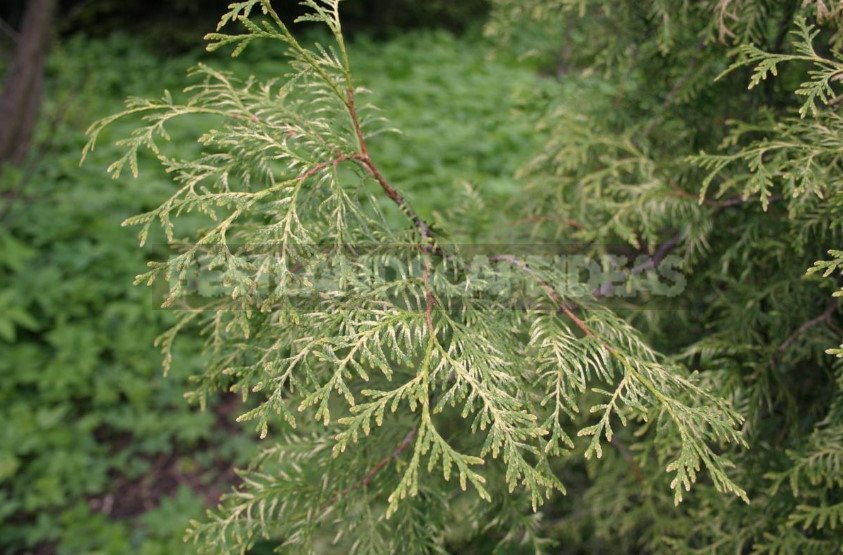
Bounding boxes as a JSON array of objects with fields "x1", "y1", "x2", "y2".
[{"x1": 0, "y1": 29, "x2": 560, "y2": 554}]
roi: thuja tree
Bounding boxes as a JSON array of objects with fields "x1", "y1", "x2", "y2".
[
  {"x1": 484, "y1": 0, "x2": 843, "y2": 552},
  {"x1": 83, "y1": 0, "x2": 841, "y2": 553}
]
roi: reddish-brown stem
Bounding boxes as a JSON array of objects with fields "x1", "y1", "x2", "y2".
[
  {"x1": 766, "y1": 302, "x2": 837, "y2": 369},
  {"x1": 295, "y1": 153, "x2": 361, "y2": 183},
  {"x1": 490, "y1": 254, "x2": 594, "y2": 339},
  {"x1": 361, "y1": 426, "x2": 419, "y2": 487},
  {"x1": 491, "y1": 255, "x2": 663, "y2": 487},
  {"x1": 303, "y1": 89, "x2": 434, "y2": 507},
  {"x1": 347, "y1": 89, "x2": 369, "y2": 157},
  {"x1": 356, "y1": 155, "x2": 433, "y2": 241},
  {"x1": 319, "y1": 426, "x2": 418, "y2": 511},
  {"x1": 610, "y1": 437, "x2": 645, "y2": 485},
  {"x1": 346, "y1": 88, "x2": 432, "y2": 243},
  {"x1": 343, "y1": 87, "x2": 436, "y2": 332}
]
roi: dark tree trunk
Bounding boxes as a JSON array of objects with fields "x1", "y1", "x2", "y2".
[{"x1": 0, "y1": 0, "x2": 56, "y2": 166}]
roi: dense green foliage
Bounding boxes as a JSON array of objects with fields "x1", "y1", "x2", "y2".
[
  {"x1": 487, "y1": 0, "x2": 843, "y2": 552},
  {"x1": 7, "y1": 0, "x2": 843, "y2": 552},
  {"x1": 1, "y1": 24, "x2": 547, "y2": 554},
  {"x1": 82, "y1": 0, "x2": 840, "y2": 552}
]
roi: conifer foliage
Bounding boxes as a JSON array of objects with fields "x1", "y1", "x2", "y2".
[
  {"x1": 86, "y1": 0, "x2": 842, "y2": 552},
  {"x1": 487, "y1": 0, "x2": 843, "y2": 552}
]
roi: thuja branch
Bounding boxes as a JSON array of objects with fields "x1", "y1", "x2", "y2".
[
  {"x1": 491, "y1": 253, "x2": 685, "y2": 399},
  {"x1": 86, "y1": 3, "x2": 751, "y2": 535},
  {"x1": 344, "y1": 90, "x2": 434, "y2": 245},
  {"x1": 489, "y1": 254, "x2": 747, "y2": 503},
  {"x1": 341, "y1": 79, "x2": 437, "y2": 332}
]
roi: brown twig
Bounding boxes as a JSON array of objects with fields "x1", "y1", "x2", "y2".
[
  {"x1": 592, "y1": 230, "x2": 685, "y2": 299},
  {"x1": 295, "y1": 152, "x2": 360, "y2": 183},
  {"x1": 712, "y1": 194, "x2": 782, "y2": 210},
  {"x1": 343, "y1": 86, "x2": 437, "y2": 332},
  {"x1": 610, "y1": 437, "x2": 645, "y2": 485},
  {"x1": 748, "y1": 301, "x2": 838, "y2": 383},
  {"x1": 294, "y1": 85, "x2": 435, "y2": 511},
  {"x1": 346, "y1": 90, "x2": 432, "y2": 244},
  {"x1": 489, "y1": 254, "x2": 594, "y2": 338},
  {"x1": 319, "y1": 426, "x2": 418, "y2": 511},
  {"x1": 361, "y1": 427, "x2": 418, "y2": 488},
  {"x1": 768, "y1": 302, "x2": 837, "y2": 367}
]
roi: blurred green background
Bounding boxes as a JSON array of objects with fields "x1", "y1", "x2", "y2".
[{"x1": 0, "y1": 1, "x2": 567, "y2": 552}]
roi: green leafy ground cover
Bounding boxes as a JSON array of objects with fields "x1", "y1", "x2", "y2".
[{"x1": 0, "y1": 29, "x2": 560, "y2": 554}]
